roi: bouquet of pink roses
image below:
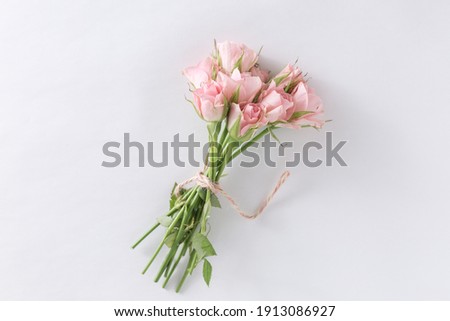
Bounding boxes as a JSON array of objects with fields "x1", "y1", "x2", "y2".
[{"x1": 133, "y1": 40, "x2": 324, "y2": 291}]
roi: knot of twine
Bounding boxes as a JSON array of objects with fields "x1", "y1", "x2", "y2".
[{"x1": 174, "y1": 170, "x2": 290, "y2": 220}]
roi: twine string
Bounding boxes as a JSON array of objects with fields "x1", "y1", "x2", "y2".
[{"x1": 174, "y1": 170, "x2": 290, "y2": 220}]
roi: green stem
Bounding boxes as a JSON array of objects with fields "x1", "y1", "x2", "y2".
[
  {"x1": 131, "y1": 201, "x2": 185, "y2": 249},
  {"x1": 154, "y1": 190, "x2": 201, "y2": 282},
  {"x1": 141, "y1": 189, "x2": 196, "y2": 275},
  {"x1": 230, "y1": 127, "x2": 270, "y2": 160},
  {"x1": 131, "y1": 222, "x2": 159, "y2": 249},
  {"x1": 215, "y1": 138, "x2": 236, "y2": 181},
  {"x1": 176, "y1": 251, "x2": 196, "y2": 292},
  {"x1": 214, "y1": 127, "x2": 271, "y2": 181},
  {"x1": 162, "y1": 222, "x2": 198, "y2": 288},
  {"x1": 141, "y1": 238, "x2": 166, "y2": 275},
  {"x1": 217, "y1": 124, "x2": 229, "y2": 157}
]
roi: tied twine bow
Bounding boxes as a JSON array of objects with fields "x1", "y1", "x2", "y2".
[{"x1": 174, "y1": 170, "x2": 290, "y2": 220}]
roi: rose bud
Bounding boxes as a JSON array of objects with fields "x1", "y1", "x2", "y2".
[
  {"x1": 227, "y1": 102, "x2": 267, "y2": 141},
  {"x1": 192, "y1": 82, "x2": 227, "y2": 122}
]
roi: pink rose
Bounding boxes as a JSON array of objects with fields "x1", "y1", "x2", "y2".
[
  {"x1": 216, "y1": 41, "x2": 258, "y2": 73},
  {"x1": 250, "y1": 65, "x2": 270, "y2": 83},
  {"x1": 259, "y1": 82, "x2": 295, "y2": 123},
  {"x1": 192, "y1": 82, "x2": 226, "y2": 122},
  {"x1": 284, "y1": 82, "x2": 324, "y2": 128},
  {"x1": 216, "y1": 70, "x2": 263, "y2": 103},
  {"x1": 227, "y1": 102, "x2": 267, "y2": 140},
  {"x1": 273, "y1": 64, "x2": 304, "y2": 93},
  {"x1": 182, "y1": 57, "x2": 216, "y2": 88}
]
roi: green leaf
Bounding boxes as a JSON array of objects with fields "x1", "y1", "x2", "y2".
[
  {"x1": 210, "y1": 193, "x2": 221, "y2": 208},
  {"x1": 170, "y1": 182, "x2": 177, "y2": 195},
  {"x1": 197, "y1": 188, "x2": 206, "y2": 201},
  {"x1": 169, "y1": 195, "x2": 176, "y2": 209},
  {"x1": 185, "y1": 96, "x2": 203, "y2": 119},
  {"x1": 164, "y1": 232, "x2": 177, "y2": 248},
  {"x1": 203, "y1": 259, "x2": 212, "y2": 286},
  {"x1": 170, "y1": 182, "x2": 181, "y2": 209},
  {"x1": 232, "y1": 52, "x2": 244, "y2": 72},
  {"x1": 222, "y1": 96, "x2": 230, "y2": 118},
  {"x1": 273, "y1": 73, "x2": 290, "y2": 86},
  {"x1": 228, "y1": 112, "x2": 256, "y2": 142},
  {"x1": 213, "y1": 39, "x2": 222, "y2": 68},
  {"x1": 230, "y1": 85, "x2": 241, "y2": 104},
  {"x1": 290, "y1": 110, "x2": 314, "y2": 120},
  {"x1": 157, "y1": 215, "x2": 173, "y2": 227},
  {"x1": 284, "y1": 79, "x2": 301, "y2": 94},
  {"x1": 200, "y1": 198, "x2": 212, "y2": 233},
  {"x1": 228, "y1": 113, "x2": 241, "y2": 141},
  {"x1": 192, "y1": 233, "x2": 217, "y2": 259},
  {"x1": 189, "y1": 252, "x2": 201, "y2": 275},
  {"x1": 211, "y1": 66, "x2": 218, "y2": 81}
]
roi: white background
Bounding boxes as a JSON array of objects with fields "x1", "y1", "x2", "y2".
[{"x1": 1, "y1": 0, "x2": 449, "y2": 300}]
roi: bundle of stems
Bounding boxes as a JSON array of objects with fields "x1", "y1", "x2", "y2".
[{"x1": 132, "y1": 120, "x2": 272, "y2": 292}]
